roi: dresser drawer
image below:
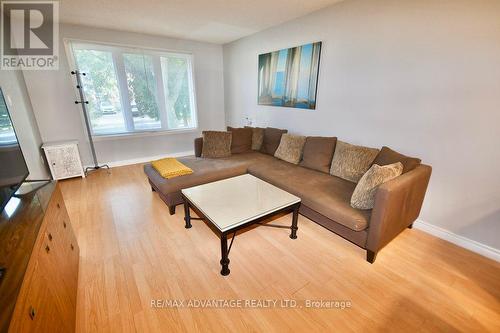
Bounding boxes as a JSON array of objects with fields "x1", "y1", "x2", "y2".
[
  {"x1": 5, "y1": 182, "x2": 79, "y2": 333},
  {"x1": 42, "y1": 187, "x2": 79, "y2": 306},
  {"x1": 8, "y1": 260, "x2": 71, "y2": 333}
]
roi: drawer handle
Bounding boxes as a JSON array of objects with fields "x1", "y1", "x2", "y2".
[
  {"x1": 45, "y1": 245, "x2": 50, "y2": 253},
  {"x1": 63, "y1": 221, "x2": 67, "y2": 228},
  {"x1": 70, "y1": 244, "x2": 74, "y2": 251},
  {"x1": 48, "y1": 233, "x2": 53, "y2": 241},
  {"x1": 57, "y1": 203, "x2": 60, "y2": 209},
  {"x1": 29, "y1": 306, "x2": 36, "y2": 320},
  {"x1": 0, "y1": 267, "x2": 6, "y2": 282}
]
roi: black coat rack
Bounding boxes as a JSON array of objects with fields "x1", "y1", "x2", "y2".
[{"x1": 71, "y1": 70, "x2": 109, "y2": 175}]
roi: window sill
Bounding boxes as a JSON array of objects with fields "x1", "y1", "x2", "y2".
[{"x1": 91, "y1": 128, "x2": 199, "y2": 142}]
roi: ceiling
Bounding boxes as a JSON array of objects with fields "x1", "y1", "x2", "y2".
[{"x1": 59, "y1": 0, "x2": 343, "y2": 44}]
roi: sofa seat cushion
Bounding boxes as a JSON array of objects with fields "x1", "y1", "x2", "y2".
[
  {"x1": 225, "y1": 151, "x2": 279, "y2": 164},
  {"x1": 248, "y1": 159, "x2": 371, "y2": 231},
  {"x1": 144, "y1": 156, "x2": 249, "y2": 195}
]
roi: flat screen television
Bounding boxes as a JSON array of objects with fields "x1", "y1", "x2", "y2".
[{"x1": 0, "y1": 88, "x2": 29, "y2": 212}]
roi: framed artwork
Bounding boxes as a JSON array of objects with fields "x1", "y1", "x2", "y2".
[{"x1": 258, "y1": 41, "x2": 321, "y2": 110}]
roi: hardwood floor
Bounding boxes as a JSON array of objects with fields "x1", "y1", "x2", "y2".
[{"x1": 58, "y1": 164, "x2": 500, "y2": 332}]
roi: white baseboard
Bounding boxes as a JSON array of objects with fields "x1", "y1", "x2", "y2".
[
  {"x1": 84, "y1": 150, "x2": 194, "y2": 169},
  {"x1": 414, "y1": 219, "x2": 500, "y2": 262}
]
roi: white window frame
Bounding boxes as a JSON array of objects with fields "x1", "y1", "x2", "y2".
[{"x1": 64, "y1": 39, "x2": 198, "y2": 139}]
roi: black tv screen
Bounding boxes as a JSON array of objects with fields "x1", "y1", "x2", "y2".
[{"x1": 0, "y1": 88, "x2": 29, "y2": 212}]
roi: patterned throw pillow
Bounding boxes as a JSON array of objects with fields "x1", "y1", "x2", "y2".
[
  {"x1": 351, "y1": 162, "x2": 403, "y2": 209},
  {"x1": 274, "y1": 134, "x2": 307, "y2": 164},
  {"x1": 201, "y1": 131, "x2": 232, "y2": 158},
  {"x1": 245, "y1": 126, "x2": 265, "y2": 150},
  {"x1": 330, "y1": 141, "x2": 380, "y2": 183}
]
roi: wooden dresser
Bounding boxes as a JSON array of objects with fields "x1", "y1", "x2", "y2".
[{"x1": 0, "y1": 182, "x2": 79, "y2": 333}]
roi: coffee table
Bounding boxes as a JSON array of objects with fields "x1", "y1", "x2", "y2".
[{"x1": 181, "y1": 174, "x2": 301, "y2": 276}]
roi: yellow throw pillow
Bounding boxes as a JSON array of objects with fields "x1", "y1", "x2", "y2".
[{"x1": 151, "y1": 158, "x2": 193, "y2": 179}]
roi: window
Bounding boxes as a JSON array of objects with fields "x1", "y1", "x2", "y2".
[
  {"x1": 0, "y1": 94, "x2": 16, "y2": 144},
  {"x1": 69, "y1": 42, "x2": 197, "y2": 136}
]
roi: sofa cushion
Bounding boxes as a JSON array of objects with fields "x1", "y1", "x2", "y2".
[
  {"x1": 330, "y1": 141, "x2": 379, "y2": 183},
  {"x1": 351, "y1": 162, "x2": 403, "y2": 209},
  {"x1": 194, "y1": 137, "x2": 203, "y2": 157},
  {"x1": 227, "y1": 127, "x2": 252, "y2": 153},
  {"x1": 372, "y1": 146, "x2": 421, "y2": 174},
  {"x1": 300, "y1": 136, "x2": 337, "y2": 173},
  {"x1": 245, "y1": 126, "x2": 265, "y2": 150},
  {"x1": 248, "y1": 159, "x2": 371, "y2": 231},
  {"x1": 274, "y1": 134, "x2": 307, "y2": 164},
  {"x1": 201, "y1": 131, "x2": 232, "y2": 158},
  {"x1": 260, "y1": 127, "x2": 287, "y2": 155}
]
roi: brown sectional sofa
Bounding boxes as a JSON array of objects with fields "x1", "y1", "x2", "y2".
[{"x1": 144, "y1": 137, "x2": 431, "y2": 263}]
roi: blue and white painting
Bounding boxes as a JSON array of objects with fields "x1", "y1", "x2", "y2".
[{"x1": 258, "y1": 42, "x2": 321, "y2": 110}]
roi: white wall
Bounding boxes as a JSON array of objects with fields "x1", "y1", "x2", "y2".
[
  {"x1": 23, "y1": 24, "x2": 226, "y2": 166},
  {"x1": 0, "y1": 70, "x2": 49, "y2": 179},
  {"x1": 223, "y1": 0, "x2": 500, "y2": 250}
]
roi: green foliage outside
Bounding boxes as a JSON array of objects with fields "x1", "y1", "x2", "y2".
[
  {"x1": 124, "y1": 54, "x2": 159, "y2": 120},
  {"x1": 165, "y1": 57, "x2": 191, "y2": 127},
  {"x1": 74, "y1": 49, "x2": 120, "y2": 121}
]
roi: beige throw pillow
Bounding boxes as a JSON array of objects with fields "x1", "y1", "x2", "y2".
[
  {"x1": 201, "y1": 131, "x2": 232, "y2": 158},
  {"x1": 330, "y1": 141, "x2": 380, "y2": 183},
  {"x1": 351, "y1": 162, "x2": 403, "y2": 209},
  {"x1": 274, "y1": 134, "x2": 307, "y2": 164},
  {"x1": 245, "y1": 126, "x2": 265, "y2": 150}
]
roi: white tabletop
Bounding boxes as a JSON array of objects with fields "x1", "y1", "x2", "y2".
[{"x1": 181, "y1": 174, "x2": 301, "y2": 232}]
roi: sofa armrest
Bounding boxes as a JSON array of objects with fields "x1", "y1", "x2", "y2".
[
  {"x1": 194, "y1": 137, "x2": 203, "y2": 157},
  {"x1": 366, "y1": 164, "x2": 432, "y2": 252}
]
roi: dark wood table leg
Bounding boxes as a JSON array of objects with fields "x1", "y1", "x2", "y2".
[
  {"x1": 220, "y1": 234, "x2": 230, "y2": 276},
  {"x1": 183, "y1": 197, "x2": 192, "y2": 229},
  {"x1": 290, "y1": 203, "x2": 299, "y2": 239}
]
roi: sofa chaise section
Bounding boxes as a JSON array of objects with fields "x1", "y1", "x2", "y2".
[
  {"x1": 144, "y1": 156, "x2": 248, "y2": 214},
  {"x1": 144, "y1": 151, "x2": 278, "y2": 214}
]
